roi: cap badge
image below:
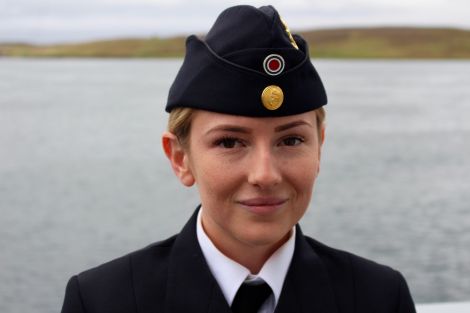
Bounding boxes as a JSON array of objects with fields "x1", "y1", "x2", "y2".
[
  {"x1": 263, "y1": 54, "x2": 285, "y2": 76},
  {"x1": 261, "y1": 85, "x2": 284, "y2": 110},
  {"x1": 280, "y1": 17, "x2": 299, "y2": 50}
]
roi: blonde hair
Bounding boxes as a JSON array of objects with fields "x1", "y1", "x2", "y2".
[{"x1": 167, "y1": 107, "x2": 326, "y2": 147}]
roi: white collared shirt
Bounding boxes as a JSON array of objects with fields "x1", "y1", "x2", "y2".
[{"x1": 196, "y1": 208, "x2": 296, "y2": 313}]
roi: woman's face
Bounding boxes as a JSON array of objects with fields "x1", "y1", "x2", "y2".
[{"x1": 165, "y1": 110, "x2": 323, "y2": 256}]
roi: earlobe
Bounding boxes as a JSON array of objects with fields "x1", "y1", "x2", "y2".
[{"x1": 162, "y1": 132, "x2": 195, "y2": 187}]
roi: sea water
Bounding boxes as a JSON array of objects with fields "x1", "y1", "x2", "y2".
[{"x1": 0, "y1": 58, "x2": 469, "y2": 312}]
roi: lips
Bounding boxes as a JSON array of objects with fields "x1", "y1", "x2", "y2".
[{"x1": 237, "y1": 197, "x2": 288, "y2": 214}]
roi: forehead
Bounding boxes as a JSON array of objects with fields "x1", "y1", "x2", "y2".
[{"x1": 190, "y1": 110, "x2": 318, "y2": 133}]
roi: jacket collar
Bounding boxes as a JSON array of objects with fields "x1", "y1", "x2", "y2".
[
  {"x1": 165, "y1": 208, "x2": 231, "y2": 313},
  {"x1": 274, "y1": 225, "x2": 339, "y2": 313}
]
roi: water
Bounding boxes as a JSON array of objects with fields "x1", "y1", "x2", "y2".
[{"x1": 0, "y1": 58, "x2": 469, "y2": 312}]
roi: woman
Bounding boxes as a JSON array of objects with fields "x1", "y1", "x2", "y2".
[{"x1": 61, "y1": 5, "x2": 416, "y2": 313}]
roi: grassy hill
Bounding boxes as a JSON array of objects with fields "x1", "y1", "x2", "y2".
[
  {"x1": 303, "y1": 27, "x2": 470, "y2": 58},
  {"x1": 0, "y1": 37, "x2": 186, "y2": 58},
  {"x1": 1, "y1": 27, "x2": 469, "y2": 59}
]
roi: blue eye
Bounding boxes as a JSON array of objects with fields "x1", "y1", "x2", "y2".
[{"x1": 281, "y1": 136, "x2": 304, "y2": 146}]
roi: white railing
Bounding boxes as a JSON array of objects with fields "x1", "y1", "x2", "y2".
[{"x1": 416, "y1": 301, "x2": 470, "y2": 313}]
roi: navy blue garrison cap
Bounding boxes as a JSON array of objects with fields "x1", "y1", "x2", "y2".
[{"x1": 166, "y1": 5, "x2": 327, "y2": 117}]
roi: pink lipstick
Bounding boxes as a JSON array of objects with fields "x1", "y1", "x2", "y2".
[{"x1": 237, "y1": 197, "x2": 287, "y2": 215}]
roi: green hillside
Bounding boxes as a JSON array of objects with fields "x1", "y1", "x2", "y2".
[
  {"x1": 1, "y1": 27, "x2": 469, "y2": 59},
  {"x1": 0, "y1": 37, "x2": 186, "y2": 58},
  {"x1": 303, "y1": 27, "x2": 470, "y2": 58}
]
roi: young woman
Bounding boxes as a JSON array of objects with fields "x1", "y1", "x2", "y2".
[{"x1": 61, "y1": 5, "x2": 416, "y2": 313}]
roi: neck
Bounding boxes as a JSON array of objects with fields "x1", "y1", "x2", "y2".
[
  {"x1": 227, "y1": 239, "x2": 289, "y2": 274},
  {"x1": 201, "y1": 215, "x2": 291, "y2": 274}
]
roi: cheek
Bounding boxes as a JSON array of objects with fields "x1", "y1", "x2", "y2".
[
  {"x1": 189, "y1": 154, "x2": 235, "y2": 199},
  {"x1": 291, "y1": 158, "x2": 320, "y2": 197}
]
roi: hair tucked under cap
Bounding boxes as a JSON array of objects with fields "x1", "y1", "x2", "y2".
[{"x1": 166, "y1": 5, "x2": 327, "y2": 117}]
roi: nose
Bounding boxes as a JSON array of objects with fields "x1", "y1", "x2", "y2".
[{"x1": 247, "y1": 146, "x2": 282, "y2": 189}]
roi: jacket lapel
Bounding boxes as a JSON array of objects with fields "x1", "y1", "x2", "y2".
[
  {"x1": 164, "y1": 209, "x2": 232, "y2": 313},
  {"x1": 275, "y1": 226, "x2": 339, "y2": 313}
]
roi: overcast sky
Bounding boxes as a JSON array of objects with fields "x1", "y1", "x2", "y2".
[{"x1": 1, "y1": 0, "x2": 469, "y2": 44}]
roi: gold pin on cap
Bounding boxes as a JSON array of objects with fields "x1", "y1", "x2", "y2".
[
  {"x1": 280, "y1": 17, "x2": 299, "y2": 50},
  {"x1": 261, "y1": 85, "x2": 284, "y2": 110}
]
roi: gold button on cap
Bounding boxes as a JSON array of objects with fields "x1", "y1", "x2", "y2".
[{"x1": 261, "y1": 85, "x2": 284, "y2": 110}]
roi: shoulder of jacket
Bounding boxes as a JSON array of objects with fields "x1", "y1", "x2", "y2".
[
  {"x1": 303, "y1": 235, "x2": 413, "y2": 310},
  {"x1": 76, "y1": 233, "x2": 178, "y2": 285},
  {"x1": 303, "y1": 235, "x2": 402, "y2": 282}
]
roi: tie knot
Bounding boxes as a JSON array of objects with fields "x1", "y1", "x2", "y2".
[{"x1": 231, "y1": 281, "x2": 272, "y2": 313}]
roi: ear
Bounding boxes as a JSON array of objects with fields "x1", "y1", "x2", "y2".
[
  {"x1": 320, "y1": 125, "x2": 326, "y2": 147},
  {"x1": 162, "y1": 131, "x2": 195, "y2": 187},
  {"x1": 316, "y1": 125, "x2": 326, "y2": 175}
]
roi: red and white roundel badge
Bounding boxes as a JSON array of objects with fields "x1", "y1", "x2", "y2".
[{"x1": 263, "y1": 54, "x2": 285, "y2": 76}]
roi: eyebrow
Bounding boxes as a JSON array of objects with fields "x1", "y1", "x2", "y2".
[
  {"x1": 274, "y1": 120, "x2": 313, "y2": 132},
  {"x1": 205, "y1": 125, "x2": 251, "y2": 135},
  {"x1": 205, "y1": 120, "x2": 312, "y2": 135}
]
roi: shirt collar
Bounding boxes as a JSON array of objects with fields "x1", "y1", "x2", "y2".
[{"x1": 196, "y1": 208, "x2": 296, "y2": 306}]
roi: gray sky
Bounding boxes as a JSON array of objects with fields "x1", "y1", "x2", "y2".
[{"x1": 1, "y1": 0, "x2": 469, "y2": 44}]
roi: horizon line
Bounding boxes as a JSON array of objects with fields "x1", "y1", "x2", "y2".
[{"x1": 1, "y1": 24, "x2": 469, "y2": 46}]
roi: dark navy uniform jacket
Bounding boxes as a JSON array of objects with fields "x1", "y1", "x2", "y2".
[{"x1": 61, "y1": 209, "x2": 416, "y2": 313}]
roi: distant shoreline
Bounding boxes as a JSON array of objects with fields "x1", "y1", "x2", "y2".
[{"x1": 1, "y1": 27, "x2": 469, "y2": 59}]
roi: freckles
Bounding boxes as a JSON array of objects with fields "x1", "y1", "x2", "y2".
[{"x1": 295, "y1": 164, "x2": 318, "y2": 191}]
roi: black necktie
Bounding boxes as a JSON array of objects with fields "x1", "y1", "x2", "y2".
[{"x1": 231, "y1": 281, "x2": 272, "y2": 313}]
